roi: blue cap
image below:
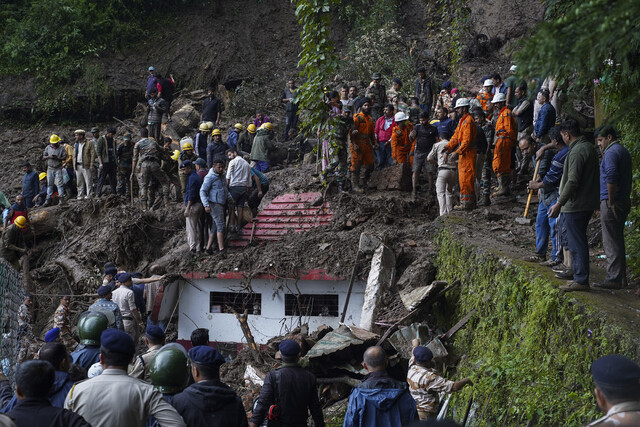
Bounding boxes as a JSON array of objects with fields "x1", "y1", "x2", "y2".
[
  {"x1": 97, "y1": 286, "x2": 111, "y2": 297},
  {"x1": 148, "y1": 66, "x2": 155, "y2": 71},
  {"x1": 279, "y1": 339, "x2": 301, "y2": 357},
  {"x1": 194, "y1": 158, "x2": 206, "y2": 167},
  {"x1": 179, "y1": 160, "x2": 192, "y2": 169},
  {"x1": 145, "y1": 325, "x2": 165, "y2": 341},
  {"x1": 104, "y1": 266, "x2": 117, "y2": 276},
  {"x1": 591, "y1": 355, "x2": 640, "y2": 388},
  {"x1": 188, "y1": 346, "x2": 225, "y2": 367},
  {"x1": 117, "y1": 272, "x2": 132, "y2": 283},
  {"x1": 44, "y1": 328, "x2": 60, "y2": 343},
  {"x1": 413, "y1": 346, "x2": 433, "y2": 363},
  {"x1": 132, "y1": 272, "x2": 143, "y2": 279},
  {"x1": 101, "y1": 329, "x2": 135, "y2": 356},
  {"x1": 441, "y1": 80, "x2": 452, "y2": 89}
]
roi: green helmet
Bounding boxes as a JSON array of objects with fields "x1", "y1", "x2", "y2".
[
  {"x1": 77, "y1": 311, "x2": 109, "y2": 346},
  {"x1": 150, "y1": 343, "x2": 190, "y2": 394}
]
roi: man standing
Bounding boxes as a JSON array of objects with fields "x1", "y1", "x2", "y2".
[
  {"x1": 181, "y1": 161, "x2": 203, "y2": 254},
  {"x1": 351, "y1": 101, "x2": 376, "y2": 192},
  {"x1": 116, "y1": 132, "x2": 134, "y2": 197},
  {"x1": 172, "y1": 346, "x2": 247, "y2": 426},
  {"x1": 132, "y1": 127, "x2": 171, "y2": 210},
  {"x1": 366, "y1": 73, "x2": 386, "y2": 121},
  {"x1": 548, "y1": 119, "x2": 599, "y2": 292},
  {"x1": 42, "y1": 135, "x2": 66, "y2": 206},
  {"x1": 20, "y1": 161, "x2": 39, "y2": 209},
  {"x1": 157, "y1": 73, "x2": 175, "y2": 120},
  {"x1": 428, "y1": 132, "x2": 458, "y2": 215},
  {"x1": 344, "y1": 346, "x2": 417, "y2": 427},
  {"x1": 238, "y1": 124, "x2": 256, "y2": 155},
  {"x1": 227, "y1": 123, "x2": 244, "y2": 150},
  {"x1": 374, "y1": 104, "x2": 396, "y2": 169},
  {"x1": 512, "y1": 84, "x2": 534, "y2": 141},
  {"x1": 129, "y1": 325, "x2": 165, "y2": 382},
  {"x1": 410, "y1": 112, "x2": 438, "y2": 197},
  {"x1": 95, "y1": 127, "x2": 118, "y2": 197},
  {"x1": 250, "y1": 122, "x2": 276, "y2": 172},
  {"x1": 594, "y1": 126, "x2": 632, "y2": 289},
  {"x1": 472, "y1": 108, "x2": 495, "y2": 206},
  {"x1": 64, "y1": 329, "x2": 186, "y2": 427},
  {"x1": 70, "y1": 312, "x2": 108, "y2": 370},
  {"x1": 200, "y1": 159, "x2": 234, "y2": 255},
  {"x1": 53, "y1": 294, "x2": 76, "y2": 351},
  {"x1": 253, "y1": 111, "x2": 271, "y2": 128},
  {"x1": 491, "y1": 93, "x2": 517, "y2": 197},
  {"x1": 145, "y1": 66, "x2": 157, "y2": 99},
  {"x1": 492, "y1": 73, "x2": 507, "y2": 95},
  {"x1": 250, "y1": 340, "x2": 323, "y2": 427},
  {"x1": 111, "y1": 272, "x2": 143, "y2": 340},
  {"x1": 142, "y1": 265, "x2": 167, "y2": 329},
  {"x1": 431, "y1": 106, "x2": 456, "y2": 140},
  {"x1": 390, "y1": 112, "x2": 415, "y2": 167},
  {"x1": 415, "y1": 67, "x2": 436, "y2": 116},
  {"x1": 281, "y1": 79, "x2": 299, "y2": 140},
  {"x1": 207, "y1": 129, "x2": 229, "y2": 168},
  {"x1": 226, "y1": 149, "x2": 251, "y2": 233},
  {"x1": 73, "y1": 129, "x2": 96, "y2": 199},
  {"x1": 201, "y1": 87, "x2": 222, "y2": 126},
  {"x1": 532, "y1": 89, "x2": 556, "y2": 145},
  {"x1": 444, "y1": 98, "x2": 478, "y2": 210},
  {"x1": 147, "y1": 88, "x2": 167, "y2": 144},
  {"x1": 505, "y1": 65, "x2": 519, "y2": 109},
  {"x1": 62, "y1": 137, "x2": 76, "y2": 198},
  {"x1": 17, "y1": 293, "x2": 35, "y2": 363},
  {"x1": 89, "y1": 285, "x2": 124, "y2": 330},
  {"x1": 476, "y1": 79, "x2": 494, "y2": 116}
]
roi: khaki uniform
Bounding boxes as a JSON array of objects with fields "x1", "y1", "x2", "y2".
[
  {"x1": 586, "y1": 402, "x2": 640, "y2": 426},
  {"x1": 128, "y1": 344, "x2": 162, "y2": 382},
  {"x1": 112, "y1": 286, "x2": 139, "y2": 342},
  {"x1": 53, "y1": 303, "x2": 77, "y2": 351},
  {"x1": 406, "y1": 356, "x2": 455, "y2": 419},
  {"x1": 64, "y1": 369, "x2": 186, "y2": 427}
]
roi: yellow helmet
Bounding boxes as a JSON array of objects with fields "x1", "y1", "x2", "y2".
[
  {"x1": 261, "y1": 122, "x2": 273, "y2": 131},
  {"x1": 14, "y1": 216, "x2": 27, "y2": 229},
  {"x1": 247, "y1": 124, "x2": 257, "y2": 134},
  {"x1": 49, "y1": 134, "x2": 61, "y2": 144},
  {"x1": 211, "y1": 129, "x2": 222, "y2": 136},
  {"x1": 206, "y1": 121, "x2": 214, "y2": 130},
  {"x1": 171, "y1": 150, "x2": 180, "y2": 161},
  {"x1": 39, "y1": 172, "x2": 47, "y2": 181},
  {"x1": 233, "y1": 123, "x2": 244, "y2": 131},
  {"x1": 199, "y1": 123, "x2": 209, "y2": 132},
  {"x1": 182, "y1": 142, "x2": 193, "y2": 150}
]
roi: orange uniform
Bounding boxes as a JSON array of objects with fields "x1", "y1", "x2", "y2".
[
  {"x1": 446, "y1": 113, "x2": 477, "y2": 205},
  {"x1": 492, "y1": 106, "x2": 517, "y2": 175},
  {"x1": 351, "y1": 112, "x2": 375, "y2": 171},
  {"x1": 390, "y1": 122, "x2": 415, "y2": 166},
  {"x1": 476, "y1": 91, "x2": 491, "y2": 112}
]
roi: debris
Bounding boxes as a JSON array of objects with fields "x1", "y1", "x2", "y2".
[
  {"x1": 388, "y1": 323, "x2": 433, "y2": 356},
  {"x1": 395, "y1": 258, "x2": 437, "y2": 294},
  {"x1": 358, "y1": 232, "x2": 382, "y2": 254},
  {"x1": 232, "y1": 309, "x2": 264, "y2": 364},
  {"x1": 442, "y1": 309, "x2": 477, "y2": 341},
  {"x1": 359, "y1": 244, "x2": 396, "y2": 331},
  {"x1": 305, "y1": 325, "x2": 378, "y2": 360},
  {"x1": 367, "y1": 163, "x2": 412, "y2": 191},
  {"x1": 399, "y1": 280, "x2": 447, "y2": 311},
  {"x1": 514, "y1": 217, "x2": 533, "y2": 225},
  {"x1": 243, "y1": 364, "x2": 265, "y2": 387},
  {"x1": 406, "y1": 240, "x2": 417, "y2": 247},
  {"x1": 319, "y1": 243, "x2": 331, "y2": 250},
  {"x1": 426, "y1": 337, "x2": 448, "y2": 359}
]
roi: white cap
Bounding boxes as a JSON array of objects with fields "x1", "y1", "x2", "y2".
[
  {"x1": 509, "y1": 65, "x2": 517, "y2": 72},
  {"x1": 454, "y1": 98, "x2": 470, "y2": 108},
  {"x1": 88, "y1": 362, "x2": 103, "y2": 378},
  {"x1": 394, "y1": 112, "x2": 409, "y2": 122},
  {"x1": 483, "y1": 79, "x2": 494, "y2": 87},
  {"x1": 492, "y1": 93, "x2": 507, "y2": 103}
]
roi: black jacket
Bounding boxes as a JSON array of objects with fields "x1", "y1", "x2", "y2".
[
  {"x1": 250, "y1": 363, "x2": 325, "y2": 427},
  {"x1": 7, "y1": 397, "x2": 90, "y2": 427},
  {"x1": 171, "y1": 380, "x2": 247, "y2": 427}
]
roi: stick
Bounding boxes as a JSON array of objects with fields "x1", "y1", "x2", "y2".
[
  {"x1": 339, "y1": 250, "x2": 361, "y2": 323},
  {"x1": 523, "y1": 158, "x2": 542, "y2": 218}
]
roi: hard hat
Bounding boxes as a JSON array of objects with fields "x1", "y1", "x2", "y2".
[
  {"x1": 211, "y1": 129, "x2": 222, "y2": 136},
  {"x1": 123, "y1": 133, "x2": 132, "y2": 141},
  {"x1": 87, "y1": 362, "x2": 103, "y2": 378},
  {"x1": 77, "y1": 311, "x2": 109, "y2": 346},
  {"x1": 14, "y1": 216, "x2": 27, "y2": 229},
  {"x1": 39, "y1": 172, "x2": 47, "y2": 181},
  {"x1": 454, "y1": 98, "x2": 470, "y2": 109},
  {"x1": 182, "y1": 142, "x2": 193, "y2": 150},
  {"x1": 49, "y1": 134, "x2": 61, "y2": 144},
  {"x1": 509, "y1": 65, "x2": 517, "y2": 72},
  {"x1": 233, "y1": 123, "x2": 244, "y2": 131},
  {"x1": 394, "y1": 112, "x2": 408, "y2": 122},
  {"x1": 247, "y1": 124, "x2": 257, "y2": 134},
  {"x1": 262, "y1": 122, "x2": 273, "y2": 131},
  {"x1": 492, "y1": 93, "x2": 507, "y2": 104},
  {"x1": 171, "y1": 150, "x2": 180, "y2": 161},
  {"x1": 150, "y1": 343, "x2": 190, "y2": 394},
  {"x1": 483, "y1": 79, "x2": 494, "y2": 87},
  {"x1": 148, "y1": 66, "x2": 155, "y2": 71},
  {"x1": 199, "y1": 123, "x2": 209, "y2": 132},
  {"x1": 205, "y1": 121, "x2": 214, "y2": 130}
]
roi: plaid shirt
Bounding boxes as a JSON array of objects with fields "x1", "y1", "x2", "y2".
[{"x1": 407, "y1": 356, "x2": 454, "y2": 414}]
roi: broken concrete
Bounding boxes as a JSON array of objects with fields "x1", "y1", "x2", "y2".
[
  {"x1": 395, "y1": 258, "x2": 437, "y2": 293},
  {"x1": 358, "y1": 232, "x2": 382, "y2": 254},
  {"x1": 399, "y1": 280, "x2": 447, "y2": 311},
  {"x1": 359, "y1": 244, "x2": 396, "y2": 331},
  {"x1": 367, "y1": 163, "x2": 412, "y2": 191}
]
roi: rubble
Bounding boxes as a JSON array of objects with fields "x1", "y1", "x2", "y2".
[{"x1": 367, "y1": 163, "x2": 412, "y2": 191}]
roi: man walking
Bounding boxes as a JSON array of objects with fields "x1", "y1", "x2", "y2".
[{"x1": 43, "y1": 135, "x2": 66, "y2": 206}]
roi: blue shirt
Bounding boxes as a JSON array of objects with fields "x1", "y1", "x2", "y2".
[
  {"x1": 433, "y1": 118, "x2": 456, "y2": 140},
  {"x1": 70, "y1": 345, "x2": 101, "y2": 370},
  {"x1": 600, "y1": 141, "x2": 632, "y2": 202},
  {"x1": 199, "y1": 169, "x2": 231, "y2": 207},
  {"x1": 22, "y1": 171, "x2": 39, "y2": 200},
  {"x1": 534, "y1": 102, "x2": 556, "y2": 138},
  {"x1": 250, "y1": 168, "x2": 268, "y2": 187},
  {"x1": 185, "y1": 170, "x2": 202, "y2": 206},
  {"x1": 228, "y1": 130, "x2": 239, "y2": 149},
  {"x1": 541, "y1": 146, "x2": 568, "y2": 205}
]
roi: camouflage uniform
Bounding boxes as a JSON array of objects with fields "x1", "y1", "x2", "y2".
[
  {"x1": 586, "y1": 402, "x2": 640, "y2": 426},
  {"x1": 479, "y1": 122, "x2": 495, "y2": 202},
  {"x1": 17, "y1": 303, "x2": 37, "y2": 363},
  {"x1": 323, "y1": 113, "x2": 352, "y2": 186},
  {"x1": 365, "y1": 84, "x2": 387, "y2": 121},
  {"x1": 407, "y1": 356, "x2": 455, "y2": 419},
  {"x1": 132, "y1": 137, "x2": 170, "y2": 210},
  {"x1": 116, "y1": 140, "x2": 134, "y2": 196},
  {"x1": 53, "y1": 303, "x2": 77, "y2": 351}
]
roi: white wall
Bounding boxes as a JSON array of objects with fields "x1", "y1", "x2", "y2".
[{"x1": 178, "y1": 277, "x2": 366, "y2": 344}]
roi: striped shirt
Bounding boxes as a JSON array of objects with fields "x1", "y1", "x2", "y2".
[{"x1": 406, "y1": 356, "x2": 454, "y2": 414}]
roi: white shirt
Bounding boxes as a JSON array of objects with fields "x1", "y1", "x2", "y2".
[
  {"x1": 112, "y1": 286, "x2": 136, "y2": 318},
  {"x1": 428, "y1": 140, "x2": 458, "y2": 169},
  {"x1": 77, "y1": 142, "x2": 85, "y2": 166},
  {"x1": 383, "y1": 116, "x2": 394, "y2": 131},
  {"x1": 226, "y1": 156, "x2": 252, "y2": 187}
]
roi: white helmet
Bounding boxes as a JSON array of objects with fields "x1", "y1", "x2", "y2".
[
  {"x1": 492, "y1": 93, "x2": 507, "y2": 103},
  {"x1": 394, "y1": 112, "x2": 409, "y2": 122},
  {"x1": 88, "y1": 362, "x2": 103, "y2": 378},
  {"x1": 483, "y1": 79, "x2": 494, "y2": 87},
  {"x1": 454, "y1": 98, "x2": 470, "y2": 109},
  {"x1": 509, "y1": 65, "x2": 517, "y2": 72}
]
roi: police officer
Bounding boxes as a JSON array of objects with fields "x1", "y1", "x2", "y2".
[
  {"x1": 250, "y1": 340, "x2": 325, "y2": 427},
  {"x1": 69, "y1": 311, "x2": 109, "y2": 370},
  {"x1": 88, "y1": 285, "x2": 124, "y2": 331},
  {"x1": 171, "y1": 346, "x2": 247, "y2": 427},
  {"x1": 129, "y1": 325, "x2": 165, "y2": 382},
  {"x1": 64, "y1": 329, "x2": 185, "y2": 427},
  {"x1": 149, "y1": 343, "x2": 190, "y2": 401},
  {"x1": 587, "y1": 355, "x2": 640, "y2": 426},
  {"x1": 131, "y1": 127, "x2": 171, "y2": 210}
]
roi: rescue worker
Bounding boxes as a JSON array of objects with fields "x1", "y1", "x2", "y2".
[
  {"x1": 238, "y1": 124, "x2": 256, "y2": 155},
  {"x1": 182, "y1": 161, "x2": 203, "y2": 254},
  {"x1": 88, "y1": 285, "x2": 124, "y2": 331},
  {"x1": 365, "y1": 73, "x2": 387, "y2": 120},
  {"x1": 477, "y1": 79, "x2": 494, "y2": 116},
  {"x1": 390, "y1": 111, "x2": 415, "y2": 167},
  {"x1": 52, "y1": 294, "x2": 76, "y2": 352},
  {"x1": 4, "y1": 195, "x2": 28, "y2": 229},
  {"x1": 491, "y1": 92, "x2": 517, "y2": 197},
  {"x1": 226, "y1": 149, "x2": 251, "y2": 233},
  {"x1": 69, "y1": 311, "x2": 109, "y2": 370},
  {"x1": 17, "y1": 293, "x2": 36, "y2": 363},
  {"x1": 20, "y1": 161, "x2": 39, "y2": 209},
  {"x1": 587, "y1": 355, "x2": 640, "y2": 426},
  {"x1": 89, "y1": 127, "x2": 105, "y2": 189},
  {"x1": 411, "y1": 112, "x2": 439, "y2": 197},
  {"x1": 116, "y1": 132, "x2": 134, "y2": 197},
  {"x1": 34, "y1": 172, "x2": 50, "y2": 207},
  {"x1": 281, "y1": 79, "x2": 299, "y2": 140},
  {"x1": 194, "y1": 123, "x2": 210, "y2": 161},
  {"x1": 0, "y1": 215, "x2": 27, "y2": 269},
  {"x1": 250, "y1": 123, "x2": 276, "y2": 172},
  {"x1": 147, "y1": 88, "x2": 167, "y2": 143},
  {"x1": 227, "y1": 123, "x2": 244, "y2": 150},
  {"x1": 129, "y1": 325, "x2": 165, "y2": 382},
  {"x1": 327, "y1": 105, "x2": 353, "y2": 193},
  {"x1": 444, "y1": 98, "x2": 478, "y2": 210},
  {"x1": 428, "y1": 132, "x2": 457, "y2": 215},
  {"x1": 73, "y1": 129, "x2": 96, "y2": 199},
  {"x1": 407, "y1": 340, "x2": 472, "y2": 419},
  {"x1": 62, "y1": 137, "x2": 76, "y2": 198},
  {"x1": 206, "y1": 129, "x2": 229, "y2": 168},
  {"x1": 131, "y1": 127, "x2": 171, "y2": 210},
  {"x1": 249, "y1": 166, "x2": 269, "y2": 215},
  {"x1": 178, "y1": 141, "x2": 198, "y2": 195},
  {"x1": 149, "y1": 343, "x2": 190, "y2": 402},
  {"x1": 250, "y1": 340, "x2": 324, "y2": 427},
  {"x1": 112, "y1": 272, "x2": 143, "y2": 341},
  {"x1": 95, "y1": 127, "x2": 118, "y2": 197},
  {"x1": 171, "y1": 346, "x2": 247, "y2": 427},
  {"x1": 351, "y1": 100, "x2": 376, "y2": 192},
  {"x1": 472, "y1": 108, "x2": 495, "y2": 206},
  {"x1": 42, "y1": 134, "x2": 66, "y2": 206},
  {"x1": 64, "y1": 329, "x2": 186, "y2": 427}
]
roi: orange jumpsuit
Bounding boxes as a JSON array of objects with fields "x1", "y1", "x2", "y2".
[
  {"x1": 446, "y1": 113, "x2": 477, "y2": 205},
  {"x1": 390, "y1": 122, "x2": 415, "y2": 166},
  {"x1": 476, "y1": 91, "x2": 491, "y2": 112},
  {"x1": 492, "y1": 106, "x2": 517, "y2": 175},
  {"x1": 351, "y1": 112, "x2": 375, "y2": 171}
]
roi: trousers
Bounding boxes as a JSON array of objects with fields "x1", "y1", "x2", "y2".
[
  {"x1": 138, "y1": 161, "x2": 169, "y2": 204},
  {"x1": 457, "y1": 149, "x2": 477, "y2": 205},
  {"x1": 600, "y1": 199, "x2": 629, "y2": 284},
  {"x1": 562, "y1": 210, "x2": 593, "y2": 285},
  {"x1": 47, "y1": 167, "x2": 64, "y2": 198},
  {"x1": 76, "y1": 165, "x2": 93, "y2": 198},
  {"x1": 186, "y1": 202, "x2": 203, "y2": 251},
  {"x1": 96, "y1": 162, "x2": 117, "y2": 196},
  {"x1": 535, "y1": 198, "x2": 558, "y2": 260},
  {"x1": 492, "y1": 138, "x2": 513, "y2": 175},
  {"x1": 436, "y1": 168, "x2": 457, "y2": 216},
  {"x1": 376, "y1": 142, "x2": 392, "y2": 169}
]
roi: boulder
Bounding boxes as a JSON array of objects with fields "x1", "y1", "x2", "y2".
[{"x1": 367, "y1": 163, "x2": 411, "y2": 191}]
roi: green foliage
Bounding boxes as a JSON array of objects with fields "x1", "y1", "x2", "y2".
[
  {"x1": 435, "y1": 231, "x2": 636, "y2": 425},
  {"x1": 424, "y1": 0, "x2": 470, "y2": 77}
]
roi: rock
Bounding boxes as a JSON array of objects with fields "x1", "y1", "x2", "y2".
[
  {"x1": 367, "y1": 163, "x2": 412, "y2": 191},
  {"x1": 359, "y1": 232, "x2": 381, "y2": 254},
  {"x1": 395, "y1": 258, "x2": 437, "y2": 293},
  {"x1": 303, "y1": 152, "x2": 316, "y2": 165},
  {"x1": 359, "y1": 245, "x2": 396, "y2": 331},
  {"x1": 407, "y1": 240, "x2": 417, "y2": 247},
  {"x1": 164, "y1": 104, "x2": 200, "y2": 138}
]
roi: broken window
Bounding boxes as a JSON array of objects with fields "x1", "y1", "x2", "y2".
[
  {"x1": 210, "y1": 292, "x2": 261, "y2": 315},
  {"x1": 284, "y1": 294, "x2": 339, "y2": 317}
]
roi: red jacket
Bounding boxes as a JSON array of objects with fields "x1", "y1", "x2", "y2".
[{"x1": 374, "y1": 116, "x2": 396, "y2": 143}]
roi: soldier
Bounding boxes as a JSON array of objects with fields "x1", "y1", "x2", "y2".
[
  {"x1": 128, "y1": 325, "x2": 165, "y2": 382},
  {"x1": 147, "y1": 344, "x2": 190, "y2": 427},
  {"x1": 327, "y1": 105, "x2": 353, "y2": 193},
  {"x1": 587, "y1": 355, "x2": 640, "y2": 426},
  {"x1": 89, "y1": 286, "x2": 124, "y2": 331},
  {"x1": 365, "y1": 73, "x2": 387, "y2": 121},
  {"x1": 147, "y1": 88, "x2": 167, "y2": 143},
  {"x1": 472, "y1": 108, "x2": 495, "y2": 206},
  {"x1": 17, "y1": 294, "x2": 37, "y2": 363},
  {"x1": 95, "y1": 127, "x2": 118, "y2": 197},
  {"x1": 69, "y1": 312, "x2": 108, "y2": 371},
  {"x1": 116, "y1": 132, "x2": 134, "y2": 197},
  {"x1": 131, "y1": 128, "x2": 171, "y2": 210},
  {"x1": 53, "y1": 294, "x2": 76, "y2": 352},
  {"x1": 64, "y1": 329, "x2": 186, "y2": 427}
]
